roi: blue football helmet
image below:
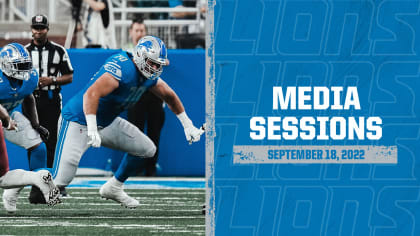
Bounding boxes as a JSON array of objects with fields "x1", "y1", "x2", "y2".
[
  {"x1": 0, "y1": 43, "x2": 32, "y2": 81},
  {"x1": 133, "y1": 36, "x2": 167, "y2": 80}
]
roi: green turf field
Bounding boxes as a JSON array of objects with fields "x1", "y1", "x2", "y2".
[{"x1": 0, "y1": 188, "x2": 205, "y2": 235}]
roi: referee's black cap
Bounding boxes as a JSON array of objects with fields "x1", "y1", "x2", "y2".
[{"x1": 31, "y1": 14, "x2": 49, "y2": 29}]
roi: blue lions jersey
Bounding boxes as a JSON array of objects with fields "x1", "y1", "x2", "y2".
[
  {"x1": 62, "y1": 51, "x2": 158, "y2": 127},
  {"x1": 0, "y1": 69, "x2": 39, "y2": 113}
]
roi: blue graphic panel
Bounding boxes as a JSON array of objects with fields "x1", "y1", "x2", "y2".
[{"x1": 211, "y1": 0, "x2": 420, "y2": 235}]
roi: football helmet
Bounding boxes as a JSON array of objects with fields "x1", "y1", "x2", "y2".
[
  {"x1": 133, "y1": 36, "x2": 167, "y2": 80},
  {"x1": 0, "y1": 43, "x2": 32, "y2": 81}
]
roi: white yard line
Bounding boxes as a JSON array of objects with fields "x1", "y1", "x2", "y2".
[
  {"x1": 0, "y1": 223, "x2": 204, "y2": 228},
  {"x1": 13, "y1": 202, "x2": 202, "y2": 206},
  {"x1": 20, "y1": 208, "x2": 203, "y2": 212},
  {"x1": 29, "y1": 203, "x2": 201, "y2": 207},
  {"x1": 65, "y1": 191, "x2": 204, "y2": 195},
  {"x1": 72, "y1": 177, "x2": 205, "y2": 181},
  {"x1": 54, "y1": 196, "x2": 202, "y2": 200}
]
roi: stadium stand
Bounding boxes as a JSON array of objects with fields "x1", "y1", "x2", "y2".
[{"x1": 0, "y1": 0, "x2": 205, "y2": 49}]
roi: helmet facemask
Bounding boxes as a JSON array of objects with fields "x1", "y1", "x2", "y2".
[{"x1": 2, "y1": 60, "x2": 32, "y2": 81}]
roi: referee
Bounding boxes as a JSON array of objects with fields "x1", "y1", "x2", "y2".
[{"x1": 26, "y1": 14, "x2": 74, "y2": 197}]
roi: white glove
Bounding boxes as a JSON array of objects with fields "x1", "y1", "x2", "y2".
[
  {"x1": 6, "y1": 118, "x2": 18, "y2": 131},
  {"x1": 86, "y1": 114, "x2": 101, "y2": 148},
  {"x1": 177, "y1": 111, "x2": 204, "y2": 144},
  {"x1": 184, "y1": 125, "x2": 203, "y2": 144}
]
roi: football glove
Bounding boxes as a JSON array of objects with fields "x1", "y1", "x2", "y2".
[
  {"x1": 87, "y1": 129, "x2": 101, "y2": 148},
  {"x1": 34, "y1": 125, "x2": 49, "y2": 142},
  {"x1": 5, "y1": 118, "x2": 18, "y2": 131},
  {"x1": 184, "y1": 125, "x2": 203, "y2": 144},
  {"x1": 86, "y1": 114, "x2": 101, "y2": 148},
  {"x1": 177, "y1": 111, "x2": 204, "y2": 144}
]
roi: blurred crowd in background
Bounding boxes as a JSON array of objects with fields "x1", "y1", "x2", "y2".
[{"x1": 0, "y1": 0, "x2": 206, "y2": 49}]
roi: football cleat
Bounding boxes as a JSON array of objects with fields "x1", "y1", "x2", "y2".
[
  {"x1": 2, "y1": 188, "x2": 21, "y2": 213},
  {"x1": 58, "y1": 186, "x2": 70, "y2": 198},
  {"x1": 35, "y1": 170, "x2": 61, "y2": 206},
  {"x1": 99, "y1": 180, "x2": 139, "y2": 209}
]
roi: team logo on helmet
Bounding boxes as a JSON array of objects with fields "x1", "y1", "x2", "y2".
[{"x1": 141, "y1": 41, "x2": 153, "y2": 52}]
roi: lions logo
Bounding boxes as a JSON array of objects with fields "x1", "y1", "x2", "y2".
[{"x1": 139, "y1": 41, "x2": 154, "y2": 53}]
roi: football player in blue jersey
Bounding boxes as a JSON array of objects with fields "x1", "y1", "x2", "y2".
[
  {"x1": 0, "y1": 43, "x2": 60, "y2": 212},
  {"x1": 0, "y1": 104, "x2": 60, "y2": 213},
  {"x1": 52, "y1": 36, "x2": 204, "y2": 208}
]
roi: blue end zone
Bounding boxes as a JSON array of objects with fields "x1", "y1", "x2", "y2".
[{"x1": 68, "y1": 177, "x2": 205, "y2": 189}]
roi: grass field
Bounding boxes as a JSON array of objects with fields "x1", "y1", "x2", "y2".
[{"x1": 0, "y1": 187, "x2": 205, "y2": 235}]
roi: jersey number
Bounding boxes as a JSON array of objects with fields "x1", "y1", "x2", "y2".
[
  {"x1": 2, "y1": 99, "x2": 23, "y2": 111},
  {"x1": 115, "y1": 55, "x2": 128, "y2": 62},
  {"x1": 118, "y1": 87, "x2": 146, "y2": 109}
]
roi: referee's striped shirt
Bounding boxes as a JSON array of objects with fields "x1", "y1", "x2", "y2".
[{"x1": 25, "y1": 40, "x2": 74, "y2": 91}]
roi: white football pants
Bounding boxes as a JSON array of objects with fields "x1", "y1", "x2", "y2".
[{"x1": 52, "y1": 116, "x2": 156, "y2": 186}]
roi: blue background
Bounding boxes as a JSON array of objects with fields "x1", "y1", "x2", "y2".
[
  {"x1": 212, "y1": 0, "x2": 420, "y2": 235},
  {"x1": 6, "y1": 49, "x2": 205, "y2": 176}
]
